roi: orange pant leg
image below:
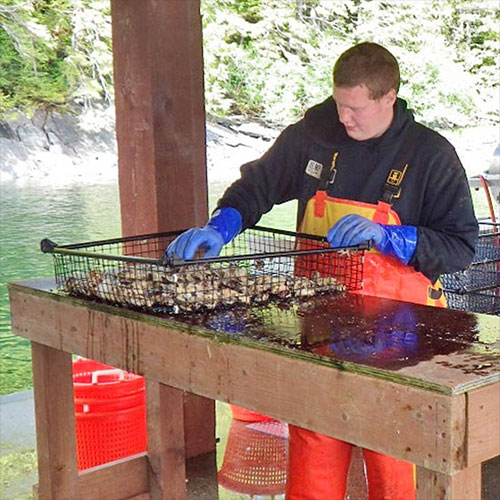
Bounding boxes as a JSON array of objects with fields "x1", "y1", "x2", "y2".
[
  {"x1": 363, "y1": 448, "x2": 415, "y2": 500},
  {"x1": 286, "y1": 425, "x2": 353, "y2": 500}
]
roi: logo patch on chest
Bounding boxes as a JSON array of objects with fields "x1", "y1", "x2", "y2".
[
  {"x1": 305, "y1": 160, "x2": 323, "y2": 179},
  {"x1": 387, "y1": 169, "x2": 404, "y2": 186}
]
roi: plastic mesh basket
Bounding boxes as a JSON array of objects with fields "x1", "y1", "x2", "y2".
[
  {"x1": 73, "y1": 359, "x2": 147, "y2": 470},
  {"x1": 218, "y1": 419, "x2": 287, "y2": 495}
]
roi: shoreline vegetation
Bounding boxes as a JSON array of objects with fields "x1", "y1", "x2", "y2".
[{"x1": 1, "y1": 1, "x2": 498, "y2": 186}]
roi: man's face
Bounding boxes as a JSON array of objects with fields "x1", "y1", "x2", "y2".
[{"x1": 333, "y1": 84, "x2": 396, "y2": 141}]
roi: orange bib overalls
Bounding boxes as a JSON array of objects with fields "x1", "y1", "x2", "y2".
[
  {"x1": 299, "y1": 191, "x2": 446, "y2": 307},
  {"x1": 286, "y1": 156, "x2": 445, "y2": 500}
]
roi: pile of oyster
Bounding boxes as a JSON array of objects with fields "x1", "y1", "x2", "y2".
[{"x1": 64, "y1": 262, "x2": 345, "y2": 313}]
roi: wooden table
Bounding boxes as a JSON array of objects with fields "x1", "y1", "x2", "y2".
[{"x1": 8, "y1": 279, "x2": 500, "y2": 499}]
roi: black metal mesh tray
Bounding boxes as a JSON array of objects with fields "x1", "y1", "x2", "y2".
[
  {"x1": 442, "y1": 223, "x2": 500, "y2": 315},
  {"x1": 441, "y1": 224, "x2": 500, "y2": 295},
  {"x1": 445, "y1": 289, "x2": 500, "y2": 316},
  {"x1": 41, "y1": 226, "x2": 366, "y2": 315}
]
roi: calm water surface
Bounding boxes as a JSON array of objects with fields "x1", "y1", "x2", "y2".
[
  {"x1": 0, "y1": 179, "x2": 296, "y2": 394},
  {"x1": 1, "y1": 182, "x2": 124, "y2": 393}
]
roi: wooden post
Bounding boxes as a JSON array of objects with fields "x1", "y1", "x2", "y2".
[
  {"x1": 146, "y1": 381, "x2": 186, "y2": 499},
  {"x1": 32, "y1": 343, "x2": 79, "y2": 499},
  {"x1": 466, "y1": 385, "x2": 500, "y2": 466},
  {"x1": 110, "y1": 0, "x2": 215, "y2": 472},
  {"x1": 111, "y1": 0, "x2": 208, "y2": 236}
]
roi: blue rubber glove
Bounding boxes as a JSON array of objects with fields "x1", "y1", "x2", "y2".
[
  {"x1": 166, "y1": 207, "x2": 242, "y2": 260},
  {"x1": 207, "y1": 207, "x2": 242, "y2": 244},
  {"x1": 327, "y1": 214, "x2": 417, "y2": 265}
]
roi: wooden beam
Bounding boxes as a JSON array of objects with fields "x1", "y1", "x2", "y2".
[
  {"x1": 467, "y1": 384, "x2": 500, "y2": 466},
  {"x1": 184, "y1": 393, "x2": 215, "y2": 459},
  {"x1": 31, "y1": 343, "x2": 79, "y2": 499},
  {"x1": 34, "y1": 454, "x2": 148, "y2": 500},
  {"x1": 110, "y1": 0, "x2": 212, "y2": 460},
  {"x1": 111, "y1": 0, "x2": 208, "y2": 236},
  {"x1": 34, "y1": 452, "x2": 220, "y2": 500},
  {"x1": 416, "y1": 463, "x2": 481, "y2": 500},
  {"x1": 78, "y1": 454, "x2": 149, "y2": 499}
]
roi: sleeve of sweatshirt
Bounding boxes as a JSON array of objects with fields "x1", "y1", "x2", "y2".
[
  {"x1": 409, "y1": 146, "x2": 478, "y2": 282},
  {"x1": 216, "y1": 122, "x2": 307, "y2": 229}
]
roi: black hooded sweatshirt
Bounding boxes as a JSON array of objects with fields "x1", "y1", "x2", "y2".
[{"x1": 218, "y1": 97, "x2": 478, "y2": 282}]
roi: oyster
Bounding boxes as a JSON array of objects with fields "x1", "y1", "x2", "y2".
[{"x1": 64, "y1": 258, "x2": 347, "y2": 314}]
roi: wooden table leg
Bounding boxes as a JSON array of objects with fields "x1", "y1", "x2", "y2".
[
  {"x1": 417, "y1": 464, "x2": 481, "y2": 500},
  {"x1": 147, "y1": 381, "x2": 187, "y2": 500},
  {"x1": 184, "y1": 393, "x2": 215, "y2": 459},
  {"x1": 32, "y1": 342, "x2": 79, "y2": 499}
]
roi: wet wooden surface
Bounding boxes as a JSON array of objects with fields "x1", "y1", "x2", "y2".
[
  {"x1": 12, "y1": 278, "x2": 499, "y2": 395},
  {"x1": 184, "y1": 292, "x2": 500, "y2": 395},
  {"x1": 8, "y1": 279, "x2": 500, "y2": 499}
]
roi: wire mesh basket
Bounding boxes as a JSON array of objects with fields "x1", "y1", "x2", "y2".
[
  {"x1": 444, "y1": 289, "x2": 500, "y2": 316},
  {"x1": 41, "y1": 226, "x2": 366, "y2": 315},
  {"x1": 442, "y1": 223, "x2": 500, "y2": 315}
]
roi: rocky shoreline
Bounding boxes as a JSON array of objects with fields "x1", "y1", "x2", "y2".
[
  {"x1": 0, "y1": 105, "x2": 497, "y2": 186},
  {"x1": 0, "y1": 105, "x2": 279, "y2": 186}
]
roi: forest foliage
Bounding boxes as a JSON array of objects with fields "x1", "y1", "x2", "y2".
[{"x1": 0, "y1": 0, "x2": 498, "y2": 129}]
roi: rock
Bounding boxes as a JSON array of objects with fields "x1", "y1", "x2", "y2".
[
  {"x1": 0, "y1": 104, "x2": 497, "y2": 197},
  {"x1": 0, "y1": 106, "x2": 119, "y2": 185},
  {"x1": 12, "y1": 118, "x2": 50, "y2": 151},
  {"x1": 0, "y1": 120, "x2": 16, "y2": 140},
  {"x1": 0, "y1": 106, "x2": 277, "y2": 186},
  {"x1": 36, "y1": 111, "x2": 81, "y2": 148}
]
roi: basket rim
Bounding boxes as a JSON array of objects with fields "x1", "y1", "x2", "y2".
[{"x1": 41, "y1": 225, "x2": 370, "y2": 266}]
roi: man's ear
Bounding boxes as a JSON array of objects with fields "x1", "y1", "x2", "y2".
[{"x1": 384, "y1": 89, "x2": 397, "y2": 106}]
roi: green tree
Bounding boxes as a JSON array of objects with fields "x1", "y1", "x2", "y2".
[
  {"x1": 0, "y1": 0, "x2": 498, "y2": 129},
  {"x1": 0, "y1": 0, "x2": 112, "y2": 114},
  {"x1": 201, "y1": 0, "x2": 498, "y2": 128}
]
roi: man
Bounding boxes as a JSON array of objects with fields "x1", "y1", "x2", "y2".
[{"x1": 168, "y1": 42, "x2": 478, "y2": 499}]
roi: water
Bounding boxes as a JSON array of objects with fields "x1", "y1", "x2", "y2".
[
  {"x1": 0, "y1": 182, "x2": 123, "y2": 393},
  {"x1": 0, "y1": 177, "x2": 492, "y2": 395}
]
